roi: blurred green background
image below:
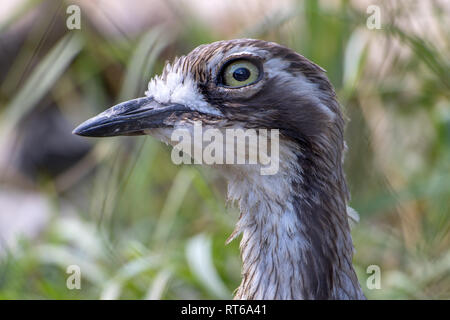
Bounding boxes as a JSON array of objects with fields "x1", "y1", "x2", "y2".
[{"x1": 0, "y1": 0, "x2": 449, "y2": 299}]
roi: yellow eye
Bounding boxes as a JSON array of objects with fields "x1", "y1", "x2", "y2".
[{"x1": 221, "y1": 59, "x2": 260, "y2": 88}]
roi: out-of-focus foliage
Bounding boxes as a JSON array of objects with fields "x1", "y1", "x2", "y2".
[{"x1": 0, "y1": 0, "x2": 448, "y2": 299}]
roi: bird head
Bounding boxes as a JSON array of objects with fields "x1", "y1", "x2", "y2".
[
  {"x1": 73, "y1": 40, "x2": 361, "y2": 300},
  {"x1": 73, "y1": 39, "x2": 345, "y2": 175}
]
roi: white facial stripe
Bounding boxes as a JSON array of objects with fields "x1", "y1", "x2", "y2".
[
  {"x1": 264, "y1": 57, "x2": 336, "y2": 121},
  {"x1": 145, "y1": 65, "x2": 222, "y2": 116}
]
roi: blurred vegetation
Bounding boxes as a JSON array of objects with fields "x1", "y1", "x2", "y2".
[{"x1": 0, "y1": 0, "x2": 449, "y2": 299}]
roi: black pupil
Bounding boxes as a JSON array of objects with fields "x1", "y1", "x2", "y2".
[{"x1": 233, "y1": 67, "x2": 250, "y2": 81}]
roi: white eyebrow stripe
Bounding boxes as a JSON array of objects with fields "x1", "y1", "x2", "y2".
[{"x1": 206, "y1": 47, "x2": 269, "y2": 75}]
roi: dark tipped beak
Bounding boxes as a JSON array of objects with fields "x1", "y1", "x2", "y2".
[{"x1": 72, "y1": 97, "x2": 190, "y2": 137}]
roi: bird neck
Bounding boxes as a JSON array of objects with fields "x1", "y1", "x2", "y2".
[{"x1": 226, "y1": 142, "x2": 365, "y2": 299}]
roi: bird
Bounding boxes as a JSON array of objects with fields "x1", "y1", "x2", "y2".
[{"x1": 73, "y1": 38, "x2": 366, "y2": 300}]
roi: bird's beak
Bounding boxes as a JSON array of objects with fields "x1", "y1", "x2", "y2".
[{"x1": 72, "y1": 96, "x2": 191, "y2": 137}]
